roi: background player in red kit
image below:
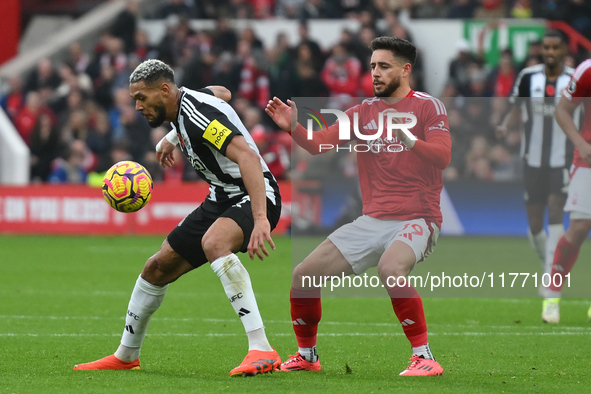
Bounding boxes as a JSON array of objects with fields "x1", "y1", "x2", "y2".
[
  {"x1": 544, "y1": 59, "x2": 591, "y2": 323},
  {"x1": 265, "y1": 36, "x2": 451, "y2": 376}
]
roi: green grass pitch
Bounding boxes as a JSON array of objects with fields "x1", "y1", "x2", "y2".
[{"x1": 1, "y1": 234, "x2": 590, "y2": 393}]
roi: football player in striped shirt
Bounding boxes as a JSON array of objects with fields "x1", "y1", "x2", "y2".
[
  {"x1": 74, "y1": 60, "x2": 282, "y2": 376},
  {"x1": 497, "y1": 30, "x2": 574, "y2": 305}
]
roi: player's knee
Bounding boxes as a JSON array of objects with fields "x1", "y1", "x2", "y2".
[
  {"x1": 377, "y1": 262, "x2": 409, "y2": 284},
  {"x1": 141, "y1": 254, "x2": 174, "y2": 287},
  {"x1": 567, "y1": 219, "x2": 591, "y2": 245},
  {"x1": 201, "y1": 233, "x2": 228, "y2": 262},
  {"x1": 292, "y1": 264, "x2": 310, "y2": 289}
]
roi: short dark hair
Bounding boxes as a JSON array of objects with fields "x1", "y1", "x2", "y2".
[
  {"x1": 369, "y1": 36, "x2": 417, "y2": 66},
  {"x1": 543, "y1": 29, "x2": 568, "y2": 45},
  {"x1": 129, "y1": 59, "x2": 175, "y2": 85}
]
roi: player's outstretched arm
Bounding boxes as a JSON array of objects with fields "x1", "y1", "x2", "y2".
[
  {"x1": 156, "y1": 130, "x2": 178, "y2": 168},
  {"x1": 266, "y1": 96, "x2": 342, "y2": 155},
  {"x1": 225, "y1": 136, "x2": 275, "y2": 260},
  {"x1": 556, "y1": 97, "x2": 591, "y2": 165},
  {"x1": 496, "y1": 105, "x2": 521, "y2": 138},
  {"x1": 265, "y1": 97, "x2": 297, "y2": 132},
  {"x1": 206, "y1": 85, "x2": 232, "y2": 103}
]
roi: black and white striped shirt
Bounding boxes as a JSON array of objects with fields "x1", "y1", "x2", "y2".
[
  {"x1": 172, "y1": 87, "x2": 280, "y2": 205},
  {"x1": 509, "y1": 64, "x2": 576, "y2": 168}
]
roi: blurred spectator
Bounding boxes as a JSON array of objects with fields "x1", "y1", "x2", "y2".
[
  {"x1": 48, "y1": 139, "x2": 91, "y2": 184},
  {"x1": 212, "y1": 18, "x2": 238, "y2": 54},
  {"x1": 489, "y1": 51, "x2": 516, "y2": 97},
  {"x1": 86, "y1": 110, "x2": 113, "y2": 172},
  {"x1": 67, "y1": 42, "x2": 91, "y2": 74},
  {"x1": 296, "y1": 21, "x2": 323, "y2": 72},
  {"x1": 226, "y1": 0, "x2": 254, "y2": 18},
  {"x1": 447, "y1": 0, "x2": 477, "y2": 18},
  {"x1": 117, "y1": 106, "x2": 152, "y2": 163},
  {"x1": 24, "y1": 58, "x2": 61, "y2": 93},
  {"x1": 523, "y1": 54, "x2": 543, "y2": 69},
  {"x1": 321, "y1": 43, "x2": 362, "y2": 98},
  {"x1": 294, "y1": 62, "x2": 329, "y2": 97},
  {"x1": 14, "y1": 91, "x2": 55, "y2": 145},
  {"x1": 489, "y1": 143, "x2": 520, "y2": 181},
  {"x1": 567, "y1": 0, "x2": 591, "y2": 39},
  {"x1": 268, "y1": 32, "x2": 296, "y2": 100},
  {"x1": 241, "y1": 26, "x2": 264, "y2": 50},
  {"x1": 210, "y1": 52, "x2": 241, "y2": 93},
  {"x1": 0, "y1": 75, "x2": 25, "y2": 120},
  {"x1": 249, "y1": 0, "x2": 275, "y2": 18},
  {"x1": 510, "y1": 0, "x2": 532, "y2": 18},
  {"x1": 156, "y1": 14, "x2": 197, "y2": 68},
  {"x1": 236, "y1": 39, "x2": 270, "y2": 108},
  {"x1": 53, "y1": 63, "x2": 93, "y2": 106},
  {"x1": 275, "y1": 0, "x2": 306, "y2": 18},
  {"x1": 413, "y1": 0, "x2": 450, "y2": 18},
  {"x1": 110, "y1": 0, "x2": 139, "y2": 53},
  {"x1": 465, "y1": 135, "x2": 492, "y2": 180},
  {"x1": 155, "y1": 0, "x2": 194, "y2": 19},
  {"x1": 474, "y1": 0, "x2": 507, "y2": 18},
  {"x1": 448, "y1": 39, "x2": 480, "y2": 96},
  {"x1": 62, "y1": 109, "x2": 90, "y2": 142},
  {"x1": 29, "y1": 113, "x2": 60, "y2": 182},
  {"x1": 133, "y1": 29, "x2": 157, "y2": 61},
  {"x1": 99, "y1": 35, "x2": 128, "y2": 73},
  {"x1": 299, "y1": 0, "x2": 341, "y2": 18},
  {"x1": 56, "y1": 89, "x2": 86, "y2": 130},
  {"x1": 93, "y1": 64, "x2": 116, "y2": 111},
  {"x1": 109, "y1": 87, "x2": 134, "y2": 141}
]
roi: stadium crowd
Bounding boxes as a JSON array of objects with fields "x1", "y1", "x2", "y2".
[{"x1": 2, "y1": 0, "x2": 591, "y2": 184}]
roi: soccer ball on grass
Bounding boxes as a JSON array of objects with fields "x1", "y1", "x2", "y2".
[{"x1": 102, "y1": 161, "x2": 153, "y2": 213}]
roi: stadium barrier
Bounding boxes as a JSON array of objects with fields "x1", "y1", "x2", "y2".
[
  {"x1": 0, "y1": 181, "x2": 291, "y2": 235},
  {"x1": 0, "y1": 107, "x2": 29, "y2": 185}
]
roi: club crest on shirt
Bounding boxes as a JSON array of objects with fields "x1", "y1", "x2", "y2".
[{"x1": 568, "y1": 79, "x2": 577, "y2": 94}]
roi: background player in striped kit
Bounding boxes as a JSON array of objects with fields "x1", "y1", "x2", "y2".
[
  {"x1": 497, "y1": 30, "x2": 575, "y2": 314},
  {"x1": 74, "y1": 59, "x2": 283, "y2": 376}
]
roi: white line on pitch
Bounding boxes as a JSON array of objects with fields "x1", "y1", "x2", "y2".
[
  {"x1": 2, "y1": 315, "x2": 591, "y2": 332},
  {"x1": 0, "y1": 331, "x2": 589, "y2": 337}
]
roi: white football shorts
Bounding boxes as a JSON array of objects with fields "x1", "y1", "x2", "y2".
[
  {"x1": 327, "y1": 215, "x2": 440, "y2": 275},
  {"x1": 564, "y1": 165, "x2": 591, "y2": 219}
]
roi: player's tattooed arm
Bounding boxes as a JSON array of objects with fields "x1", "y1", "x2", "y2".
[{"x1": 206, "y1": 86, "x2": 232, "y2": 103}]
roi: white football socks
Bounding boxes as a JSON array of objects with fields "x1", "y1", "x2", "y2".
[
  {"x1": 412, "y1": 343, "x2": 434, "y2": 360},
  {"x1": 114, "y1": 275, "x2": 168, "y2": 362},
  {"x1": 298, "y1": 346, "x2": 318, "y2": 362},
  {"x1": 211, "y1": 254, "x2": 272, "y2": 352},
  {"x1": 546, "y1": 224, "x2": 564, "y2": 276},
  {"x1": 528, "y1": 229, "x2": 547, "y2": 266}
]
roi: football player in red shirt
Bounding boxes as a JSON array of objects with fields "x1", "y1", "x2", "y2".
[
  {"x1": 266, "y1": 36, "x2": 451, "y2": 376},
  {"x1": 543, "y1": 58, "x2": 591, "y2": 323}
]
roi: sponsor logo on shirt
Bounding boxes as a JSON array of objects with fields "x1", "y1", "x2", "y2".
[{"x1": 203, "y1": 119, "x2": 230, "y2": 149}]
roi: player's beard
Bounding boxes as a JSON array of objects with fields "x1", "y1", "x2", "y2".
[
  {"x1": 374, "y1": 75, "x2": 401, "y2": 97},
  {"x1": 147, "y1": 102, "x2": 167, "y2": 127}
]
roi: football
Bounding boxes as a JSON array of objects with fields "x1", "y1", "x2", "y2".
[{"x1": 102, "y1": 161, "x2": 153, "y2": 213}]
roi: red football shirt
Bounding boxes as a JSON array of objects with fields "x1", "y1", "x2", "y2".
[
  {"x1": 292, "y1": 90, "x2": 450, "y2": 227},
  {"x1": 563, "y1": 58, "x2": 591, "y2": 168}
]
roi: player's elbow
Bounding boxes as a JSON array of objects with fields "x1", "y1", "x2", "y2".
[
  {"x1": 209, "y1": 85, "x2": 232, "y2": 102},
  {"x1": 439, "y1": 151, "x2": 452, "y2": 170}
]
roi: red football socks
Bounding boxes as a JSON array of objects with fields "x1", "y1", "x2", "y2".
[
  {"x1": 549, "y1": 236, "x2": 581, "y2": 292},
  {"x1": 290, "y1": 287, "x2": 322, "y2": 348},
  {"x1": 388, "y1": 285, "x2": 428, "y2": 347}
]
